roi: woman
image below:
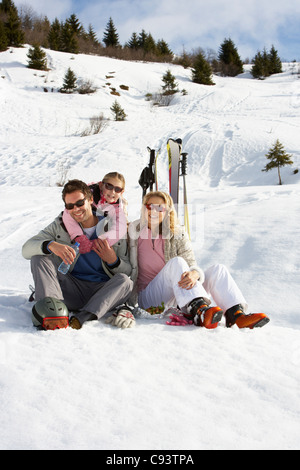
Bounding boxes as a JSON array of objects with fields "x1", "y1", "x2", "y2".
[
  {"x1": 128, "y1": 191, "x2": 269, "y2": 329},
  {"x1": 63, "y1": 172, "x2": 128, "y2": 253}
]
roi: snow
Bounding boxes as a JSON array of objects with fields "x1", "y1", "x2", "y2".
[{"x1": 0, "y1": 46, "x2": 300, "y2": 450}]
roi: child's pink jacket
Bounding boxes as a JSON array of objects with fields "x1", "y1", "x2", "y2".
[{"x1": 63, "y1": 197, "x2": 127, "y2": 247}]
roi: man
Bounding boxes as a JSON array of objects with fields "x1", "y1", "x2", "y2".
[{"x1": 22, "y1": 179, "x2": 134, "y2": 329}]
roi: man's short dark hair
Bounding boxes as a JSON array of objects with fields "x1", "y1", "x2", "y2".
[{"x1": 62, "y1": 179, "x2": 93, "y2": 202}]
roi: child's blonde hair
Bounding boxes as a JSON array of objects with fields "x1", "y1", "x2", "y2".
[{"x1": 102, "y1": 171, "x2": 128, "y2": 217}]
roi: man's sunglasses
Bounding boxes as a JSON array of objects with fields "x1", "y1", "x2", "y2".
[
  {"x1": 103, "y1": 182, "x2": 123, "y2": 193},
  {"x1": 65, "y1": 198, "x2": 86, "y2": 210},
  {"x1": 145, "y1": 203, "x2": 167, "y2": 213}
]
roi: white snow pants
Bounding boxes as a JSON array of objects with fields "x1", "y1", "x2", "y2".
[{"x1": 138, "y1": 257, "x2": 247, "y2": 312}]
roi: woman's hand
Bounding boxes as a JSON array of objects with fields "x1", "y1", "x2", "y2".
[{"x1": 178, "y1": 270, "x2": 199, "y2": 290}]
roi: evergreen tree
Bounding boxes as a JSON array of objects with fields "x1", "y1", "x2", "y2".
[
  {"x1": 66, "y1": 14, "x2": 83, "y2": 35},
  {"x1": 0, "y1": 0, "x2": 14, "y2": 13},
  {"x1": 126, "y1": 32, "x2": 139, "y2": 49},
  {"x1": 251, "y1": 51, "x2": 266, "y2": 79},
  {"x1": 103, "y1": 17, "x2": 119, "y2": 47},
  {"x1": 191, "y1": 51, "x2": 215, "y2": 85},
  {"x1": 0, "y1": 19, "x2": 8, "y2": 51},
  {"x1": 48, "y1": 18, "x2": 62, "y2": 51},
  {"x1": 138, "y1": 29, "x2": 147, "y2": 49},
  {"x1": 61, "y1": 20, "x2": 78, "y2": 53},
  {"x1": 110, "y1": 100, "x2": 127, "y2": 121},
  {"x1": 87, "y1": 24, "x2": 99, "y2": 45},
  {"x1": 156, "y1": 39, "x2": 172, "y2": 57},
  {"x1": 262, "y1": 139, "x2": 293, "y2": 185},
  {"x1": 162, "y1": 69, "x2": 178, "y2": 95},
  {"x1": 60, "y1": 67, "x2": 77, "y2": 93},
  {"x1": 268, "y1": 45, "x2": 282, "y2": 75},
  {"x1": 143, "y1": 32, "x2": 156, "y2": 54},
  {"x1": 218, "y1": 38, "x2": 243, "y2": 76},
  {"x1": 251, "y1": 46, "x2": 282, "y2": 79},
  {"x1": 4, "y1": 2, "x2": 24, "y2": 47},
  {"x1": 27, "y1": 44, "x2": 47, "y2": 70}
]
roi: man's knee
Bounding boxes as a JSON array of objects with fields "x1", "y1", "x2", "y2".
[{"x1": 114, "y1": 273, "x2": 134, "y2": 291}]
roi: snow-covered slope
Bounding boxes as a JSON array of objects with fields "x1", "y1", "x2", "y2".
[{"x1": 0, "y1": 46, "x2": 299, "y2": 450}]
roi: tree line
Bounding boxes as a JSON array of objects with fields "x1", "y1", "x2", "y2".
[{"x1": 1, "y1": 0, "x2": 283, "y2": 84}]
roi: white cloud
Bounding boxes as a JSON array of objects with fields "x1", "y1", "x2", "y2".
[
  {"x1": 14, "y1": 0, "x2": 73, "y2": 20},
  {"x1": 14, "y1": 0, "x2": 300, "y2": 59}
]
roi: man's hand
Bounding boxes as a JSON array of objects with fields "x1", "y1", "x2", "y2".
[
  {"x1": 48, "y1": 242, "x2": 76, "y2": 265},
  {"x1": 92, "y1": 238, "x2": 118, "y2": 264}
]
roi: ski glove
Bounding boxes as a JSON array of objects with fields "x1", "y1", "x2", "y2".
[
  {"x1": 105, "y1": 308, "x2": 135, "y2": 329},
  {"x1": 165, "y1": 308, "x2": 193, "y2": 326}
]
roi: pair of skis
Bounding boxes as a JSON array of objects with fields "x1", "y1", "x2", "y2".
[
  {"x1": 138, "y1": 139, "x2": 190, "y2": 238},
  {"x1": 167, "y1": 138, "x2": 190, "y2": 239}
]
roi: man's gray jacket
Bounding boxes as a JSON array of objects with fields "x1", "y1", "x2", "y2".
[{"x1": 22, "y1": 212, "x2": 132, "y2": 279}]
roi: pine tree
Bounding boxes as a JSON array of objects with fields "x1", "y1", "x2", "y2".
[
  {"x1": 156, "y1": 39, "x2": 173, "y2": 57},
  {"x1": 61, "y1": 20, "x2": 78, "y2": 53},
  {"x1": 48, "y1": 18, "x2": 62, "y2": 51},
  {"x1": 4, "y1": 2, "x2": 24, "y2": 47},
  {"x1": 191, "y1": 52, "x2": 215, "y2": 85},
  {"x1": 60, "y1": 67, "x2": 77, "y2": 93},
  {"x1": 27, "y1": 44, "x2": 47, "y2": 70},
  {"x1": 66, "y1": 14, "x2": 83, "y2": 35},
  {"x1": 138, "y1": 29, "x2": 147, "y2": 49},
  {"x1": 87, "y1": 24, "x2": 99, "y2": 45},
  {"x1": 143, "y1": 32, "x2": 156, "y2": 54},
  {"x1": 262, "y1": 139, "x2": 293, "y2": 185},
  {"x1": 103, "y1": 17, "x2": 119, "y2": 47},
  {"x1": 126, "y1": 32, "x2": 139, "y2": 50},
  {"x1": 218, "y1": 38, "x2": 243, "y2": 76},
  {"x1": 0, "y1": 0, "x2": 14, "y2": 13},
  {"x1": 110, "y1": 100, "x2": 127, "y2": 121},
  {"x1": 251, "y1": 46, "x2": 282, "y2": 79},
  {"x1": 0, "y1": 19, "x2": 8, "y2": 51},
  {"x1": 251, "y1": 51, "x2": 265, "y2": 79},
  {"x1": 268, "y1": 45, "x2": 282, "y2": 75},
  {"x1": 162, "y1": 69, "x2": 178, "y2": 95}
]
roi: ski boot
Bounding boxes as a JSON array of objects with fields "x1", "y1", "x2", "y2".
[
  {"x1": 225, "y1": 304, "x2": 270, "y2": 329},
  {"x1": 69, "y1": 311, "x2": 97, "y2": 329},
  {"x1": 186, "y1": 297, "x2": 223, "y2": 329}
]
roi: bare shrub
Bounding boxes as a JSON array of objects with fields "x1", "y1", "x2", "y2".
[
  {"x1": 77, "y1": 79, "x2": 97, "y2": 94},
  {"x1": 80, "y1": 113, "x2": 108, "y2": 136}
]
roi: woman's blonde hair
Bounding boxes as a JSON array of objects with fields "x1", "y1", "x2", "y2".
[{"x1": 142, "y1": 190, "x2": 180, "y2": 235}]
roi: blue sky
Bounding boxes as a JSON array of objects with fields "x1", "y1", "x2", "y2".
[{"x1": 15, "y1": 0, "x2": 300, "y2": 60}]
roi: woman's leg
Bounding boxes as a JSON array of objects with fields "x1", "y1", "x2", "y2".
[
  {"x1": 203, "y1": 264, "x2": 248, "y2": 312},
  {"x1": 138, "y1": 257, "x2": 209, "y2": 309}
]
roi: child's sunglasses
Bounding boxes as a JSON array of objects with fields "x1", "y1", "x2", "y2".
[{"x1": 103, "y1": 182, "x2": 123, "y2": 193}]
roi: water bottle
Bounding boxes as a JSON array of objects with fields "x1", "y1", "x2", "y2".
[{"x1": 58, "y1": 242, "x2": 80, "y2": 275}]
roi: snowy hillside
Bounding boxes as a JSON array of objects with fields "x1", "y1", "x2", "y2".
[{"x1": 0, "y1": 46, "x2": 299, "y2": 450}]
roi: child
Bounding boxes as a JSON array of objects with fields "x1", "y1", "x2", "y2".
[{"x1": 63, "y1": 172, "x2": 128, "y2": 254}]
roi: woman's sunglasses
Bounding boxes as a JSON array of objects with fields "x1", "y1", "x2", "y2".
[
  {"x1": 145, "y1": 203, "x2": 167, "y2": 213},
  {"x1": 103, "y1": 182, "x2": 123, "y2": 193},
  {"x1": 65, "y1": 198, "x2": 86, "y2": 210}
]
